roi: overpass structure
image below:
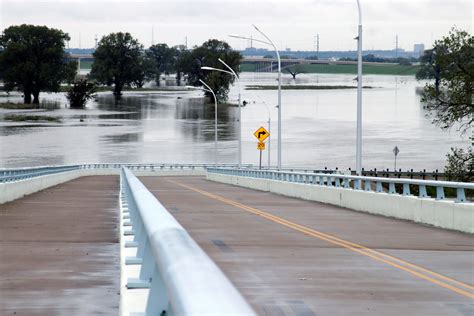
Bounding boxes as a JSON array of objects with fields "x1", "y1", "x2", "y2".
[
  {"x1": 0, "y1": 164, "x2": 473, "y2": 315},
  {"x1": 240, "y1": 56, "x2": 398, "y2": 72},
  {"x1": 68, "y1": 54, "x2": 94, "y2": 74},
  {"x1": 68, "y1": 54, "x2": 395, "y2": 73}
]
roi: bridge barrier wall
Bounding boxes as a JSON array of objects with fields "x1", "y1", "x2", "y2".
[
  {"x1": 0, "y1": 168, "x2": 206, "y2": 204},
  {"x1": 0, "y1": 169, "x2": 86, "y2": 204},
  {"x1": 207, "y1": 173, "x2": 474, "y2": 234},
  {"x1": 120, "y1": 167, "x2": 255, "y2": 315}
]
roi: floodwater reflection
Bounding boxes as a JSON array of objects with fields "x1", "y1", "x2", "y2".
[{"x1": 0, "y1": 73, "x2": 471, "y2": 169}]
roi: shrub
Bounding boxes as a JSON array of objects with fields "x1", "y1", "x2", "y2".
[
  {"x1": 444, "y1": 147, "x2": 474, "y2": 182},
  {"x1": 67, "y1": 80, "x2": 97, "y2": 108}
]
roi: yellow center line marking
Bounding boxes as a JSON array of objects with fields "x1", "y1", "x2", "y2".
[{"x1": 167, "y1": 179, "x2": 474, "y2": 299}]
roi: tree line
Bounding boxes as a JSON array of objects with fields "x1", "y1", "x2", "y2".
[
  {"x1": 0, "y1": 24, "x2": 242, "y2": 106},
  {"x1": 339, "y1": 54, "x2": 418, "y2": 65}
]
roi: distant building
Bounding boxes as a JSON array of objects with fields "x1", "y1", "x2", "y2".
[{"x1": 413, "y1": 44, "x2": 425, "y2": 57}]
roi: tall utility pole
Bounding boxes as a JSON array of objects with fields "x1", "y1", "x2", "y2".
[
  {"x1": 314, "y1": 34, "x2": 320, "y2": 56},
  {"x1": 94, "y1": 34, "x2": 98, "y2": 49},
  {"x1": 316, "y1": 34, "x2": 319, "y2": 53},
  {"x1": 151, "y1": 27, "x2": 154, "y2": 46},
  {"x1": 395, "y1": 34, "x2": 398, "y2": 58},
  {"x1": 185, "y1": 36, "x2": 188, "y2": 49},
  {"x1": 78, "y1": 32, "x2": 81, "y2": 49}
]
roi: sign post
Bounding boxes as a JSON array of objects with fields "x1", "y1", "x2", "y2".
[
  {"x1": 254, "y1": 127, "x2": 270, "y2": 170},
  {"x1": 257, "y1": 142, "x2": 265, "y2": 169},
  {"x1": 393, "y1": 146, "x2": 400, "y2": 171}
]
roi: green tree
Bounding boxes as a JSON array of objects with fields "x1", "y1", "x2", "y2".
[
  {"x1": 175, "y1": 47, "x2": 192, "y2": 84},
  {"x1": 416, "y1": 28, "x2": 473, "y2": 132},
  {"x1": 146, "y1": 43, "x2": 177, "y2": 86},
  {"x1": 0, "y1": 24, "x2": 76, "y2": 105},
  {"x1": 130, "y1": 54, "x2": 154, "y2": 88},
  {"x1": 67, "y1": 79, "x2": 97, "y2": 108},
  {"x1": 416, "y1": 49, "x2": 441, "y2": 90},
  {"x1": 172, "y1": 45, "x2": 188, "y2": 84},
  {"x1": 416, "y1": 28, "x2": 473, "y2": 182},
  {"x1": 179, "y1": 39, "x2": 242, "y2": 102},
  {"x1": 90, "y1": 32, "x2": 144, "y2": 99}
]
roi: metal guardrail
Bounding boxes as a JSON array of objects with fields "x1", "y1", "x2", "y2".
[
  {"x1": 0, "y1": 162, "x2": 447, "y2": 182},
  {"x1": 358, "y1": 168, "x2": 445, "y2": 180},
  {"x1": 0, "y1": 163, "x2": 253, "y2": 183},
  {"x1": 0, "y1": 165, "x2": 82, "y2": 183},
  {"x1": 80, "y1": 163, "x2": 254, "y2": 170},
  {"x1": 270, "y1": 167, "x2": 445, "y2": 180},
  {"x1": 207, "y1": 168, "x2": 474, "y2": 203},
  {"x1": 120, "y1": 167, "x2": 255, "y2": 315}
]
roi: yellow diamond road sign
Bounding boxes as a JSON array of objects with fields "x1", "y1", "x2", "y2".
[{"x1": 254, "y1": 126, "x2": 270, "y2": 142}]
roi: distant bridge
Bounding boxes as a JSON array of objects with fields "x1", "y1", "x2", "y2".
[
  {"x1": 68, "y1": 54, "x2": 397, "y2": 73},
  {"x1": 241, "y1": 56, "x2": 397, "y2": 72}
]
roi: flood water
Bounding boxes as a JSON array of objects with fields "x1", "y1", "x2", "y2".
[{"x1": 0, "y1": 73, "x2": 471, "y2": 170}]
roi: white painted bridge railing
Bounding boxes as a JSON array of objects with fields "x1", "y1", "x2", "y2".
[
  {"x1": 0, "y1": 163, "x2": 253, "y2": 183},
  {"x1": 207, "y1": 168, "x2": 474, "y2": 203},
  {"x1": 2, "y1": 163, "x2": 471, "y2": 202},
  {"x1": 0, "y1": 165, "x2": 82, "y2": 183},
  {"x1": 120, "y1": 167, "x2": 255, "y2": 315}
]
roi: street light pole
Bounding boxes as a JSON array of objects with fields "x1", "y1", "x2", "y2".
[
  {"x1": 201, "y1": 65, "x2": 242, "y2": 168},
  {"x1": 356, "y1": 0, "x2": 363, "y2": 175},
  {"x1": 252, "y1": 25, "x2": 282, "y2": 170},
  {"x1": 217, "y1": 58, "x2": 242, "y2": 169},
  {"x1": 189, "y1": 81, "x2": 219, "y2": 166},
  {"x1": 229, "y1": 26, "x2": 282, "y2": 170}
]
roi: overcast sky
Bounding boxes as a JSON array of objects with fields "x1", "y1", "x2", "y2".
[{"x1": 0, "y1": 0, "x2": 472, "y2": 51}]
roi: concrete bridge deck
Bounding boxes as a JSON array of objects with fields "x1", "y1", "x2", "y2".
[
  {"x1": 142, "y1": 176, "x2": 473, "y2": 315},
  {"x1": 1, "y1": 175, "x2": 473, "y2": 315},
  {"x1": 0, "y1": 176, "x2": 120, "y2": 315}
]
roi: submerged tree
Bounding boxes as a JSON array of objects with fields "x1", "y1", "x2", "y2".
[
  {"x1": 283, "y1": 64, "x2": 307, "y2": 79},
  {"x1": 178, "y1": 39, "x2": 242, "y2": 102},
  {"x1": 130, "y1": 54, "x2": 154, "y2": 88},
  {"x1": 173, "y1": 45, "x2": 188, "y2": 84},
  {"x1": 0, "y1": 24, "x2": 76, "y2": 105},
  {"x1": 67, "y1": 79, "x2": 97, "y2": 108},
  {"x1": 90, "y1": 32, "x2": 144, "y2": 99},
  {"x1": 146, "y1": 43, "x2": 177, "y2": 86}
]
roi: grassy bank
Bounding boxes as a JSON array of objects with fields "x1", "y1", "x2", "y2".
[
  {"x1": 78, "y1": 62, "x2": 419, "y2": 76},
  {"x1": 0, "y1": 103, "x2": 40, "y2": 109},
  {"x1": 4, "y1": 114, "x2": 61, "y2": 123},
  {"x1": 241, "y1": 63, "x2": 420, "y2": 76},
  {"x1": 58, "y1": 86, "x2": 191, "y2": 93},
  {"x1": 246, "y1": 85, "x2": 374, "y2": 90}
]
